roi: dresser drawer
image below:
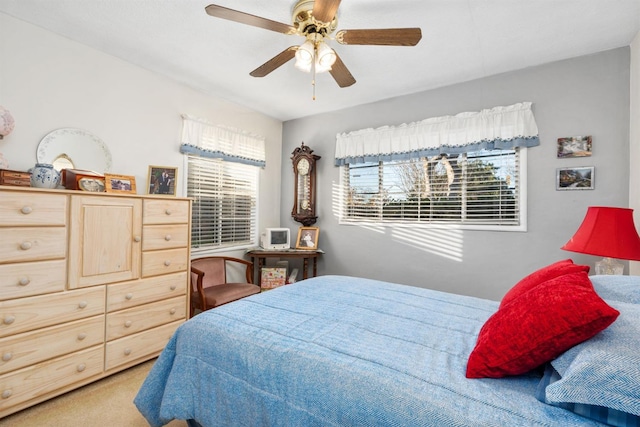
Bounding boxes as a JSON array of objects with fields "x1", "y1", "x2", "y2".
[
  {"x1": 142, "y1": 248, "x2": 189, "y2": 277},
  {"x1": 0, "y1": 259, "x2": 66, "y2": 300},
  {"x1": 0, "y1": 287, "x2": 105, "y2": 338},
  {"x1": 0, "y1": 227, "x2": 67, "y2": 264},
  {"x1": 142, "y1": 224, "x2": 189, "y2": 251},
  {"x1": 105, "y1": 320, "x2": 181, "y2": 371},
  {"x1": 107, "y1": 272, "x2": 187, "y2": 312},
  {"x1": 106, "y1": 296, "x2": 186, "y2": 340},
  {"x1": 0, "y1": 345, "x2": 103, "y2": 413},
  {"x1": 0, "y1": 191, "x2": 67, "y2": 226},
  {"x1": 143, "y1": 199, "x2": 189, "y2": 225},
  {"x1": 0, "y1": 315, "x2": 104, "y2": 375}
]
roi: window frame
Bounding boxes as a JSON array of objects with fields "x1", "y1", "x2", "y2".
[{"x1": 338, "y1": 148, "x2": 528, "y2": 232}]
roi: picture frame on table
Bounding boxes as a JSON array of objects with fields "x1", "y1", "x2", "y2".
[
  {"x1": 104, "y1": 173, "x2": 137, "y2": 194},
  {"x1": 296, "y1": 226, "x2": 319, "y2": 250},
  {"x1": 556, "y1": 166, "x2": 594, "y2": 190},
  {"x1": 148, "y1": 166, "x2": 177, "y2": 196}
]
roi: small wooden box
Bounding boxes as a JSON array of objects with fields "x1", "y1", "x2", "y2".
[
  {"x1": 62, "y1": 169, "x2": 105, "y2": 192},
  {"x1": 0, "y1": 169, "x2": 31, "y2": 187}
]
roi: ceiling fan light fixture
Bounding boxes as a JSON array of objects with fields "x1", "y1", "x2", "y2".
[
  {"x1": 295, "y1": 60, "x2": 312, "y2": 72},
  {"x1": 295, "y1": 40, "x2": 314, "y2": 67},
  {"x1": 316, "y1": 41, "x2": 336, "y2": 69},
  {"x1": 295, "y1": 40, "x2": 335, "y2": 74}
]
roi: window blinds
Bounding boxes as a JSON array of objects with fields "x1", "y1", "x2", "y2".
[{"x1": 187, "y1": 156, "x2": 258, "y2": 250}]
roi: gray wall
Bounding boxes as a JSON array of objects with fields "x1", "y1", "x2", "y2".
[{"x1": 281, "y1": 47, "x2": 631, "y2": 301}]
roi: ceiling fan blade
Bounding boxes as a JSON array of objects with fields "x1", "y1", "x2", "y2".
[
  {"x1": 336, "y1": 28, "x2": 422, "y2": 46},
  {"x1": 205, "y1": 4, "x2": 296, "y2": 35},
  {"x1": 312, "y1": 0, "x2": 341, "y2": 23},
  {"x1": 329, "y1": 53, "x2": 356, "y2": 88},
  {"x1": 250, "y1": 47, "x2": 297, "y2": 77}
]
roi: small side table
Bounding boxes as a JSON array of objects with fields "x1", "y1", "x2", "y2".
[{"x1": 246, "y1": 248, "x2": 323, "y2": 287}]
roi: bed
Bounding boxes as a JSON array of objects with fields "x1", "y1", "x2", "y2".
[{"x1": 135, "y1": 265, "x2": 640, "y2": 427}]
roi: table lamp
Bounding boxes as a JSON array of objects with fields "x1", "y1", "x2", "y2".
[{"x1": 561, "y1": 206, "x2": 640, "y2": 275}]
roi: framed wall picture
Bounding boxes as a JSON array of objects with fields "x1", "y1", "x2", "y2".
[
  {"x1": 296, "y1": 226, "x2": 319, "y2": 250},
  {"x1": 556, "y1": 166, "x2": 594, "y2": 190},
  {"x1": 104, "y1": 173, "x2": 137, "y2": 193},
  {"x1": 148, "y1": 166, "x2": 177, "y2": 196},
  {"x1": 557, "y1": 136, "x2": 592, "y2": 158}
]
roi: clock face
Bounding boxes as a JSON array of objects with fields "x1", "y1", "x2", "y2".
[{"x1": 297, "y1": 158, "x2": 310, "y2": 176}]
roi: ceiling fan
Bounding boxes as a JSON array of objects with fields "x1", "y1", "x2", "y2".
[{"x1": 205, "y1": 0, "x2": 422, "y2": 91}]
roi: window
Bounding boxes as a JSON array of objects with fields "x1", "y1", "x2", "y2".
[
  {"x1": 340, "y1": 148, "x2": 525, "y2": 230},
  {"x1": 180, "y1": 114, "x2": 265, "y2": 252},
  {"x1": 186, "y1": 155, "x2": 258, "y2": 251}
]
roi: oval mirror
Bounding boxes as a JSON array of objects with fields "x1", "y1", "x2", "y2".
[{"x1": 37, "y1": 128, "x2": 112, "y2": 173}]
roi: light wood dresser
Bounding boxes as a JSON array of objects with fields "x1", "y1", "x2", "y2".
[{"x1": 0, "y1": 186, "x2": 191, "y2": 418}]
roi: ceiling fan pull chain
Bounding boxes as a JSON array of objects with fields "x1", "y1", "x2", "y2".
[{"x1": 312, "y1": 43, "x2": 317, "y2": 101}]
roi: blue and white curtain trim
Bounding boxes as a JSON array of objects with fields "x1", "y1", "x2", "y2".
[
  {"x1": 180, "y1": 114, "x2": 266, "y2": 167},
  {"x1": 334, "y1": 102, "x2": 540, "y2": 166}
]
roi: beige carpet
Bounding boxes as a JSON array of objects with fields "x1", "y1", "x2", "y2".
[{"x1": 0, "y1": 359, "x2": 187, "y2": 427}]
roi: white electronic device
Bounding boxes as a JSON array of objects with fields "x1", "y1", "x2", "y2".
[{"x1": 260, "y1": 228, "x2": 290, "y2": 250}]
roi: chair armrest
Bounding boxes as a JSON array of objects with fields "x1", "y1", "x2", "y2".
[
  {"x1": 191, "y1": 266, "x2": 205, "y2": 276},
  {"x1": 190, "y1": 266, "x2": 206, "y2": 294}
]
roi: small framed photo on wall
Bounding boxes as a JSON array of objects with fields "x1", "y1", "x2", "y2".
[
  {"x1": 296, "y1": 227, "x2": 319, "y2": 250},
  {"x1": 148, "y1": 166, "x2": 177, "y2": 196},
  {"x1": 556, "y1": 166, "x2": 594, "y2": 190},
  {"x1": 557, "y1": 136, "x2": 592, "y2": 158},
  {"x1": 104, "y1": 174, "x2": 137, "y2": 194}
]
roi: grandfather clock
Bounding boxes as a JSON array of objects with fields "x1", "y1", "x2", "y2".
[{"x1": 291, "y1": 142, "x2": 320, "y2": 226}]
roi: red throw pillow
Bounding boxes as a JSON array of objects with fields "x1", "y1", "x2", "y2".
[
  {"x1": 466, "y1": 271, "x2": 619, "y2": 379},
  {"x1": 500, "y1": 259, "x2": 590, "y2": 308}
]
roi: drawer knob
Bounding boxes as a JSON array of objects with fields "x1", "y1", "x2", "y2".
[
  {"x1": 77, "y1": 333, "x2": 87, "y2": 341},
  {"x1": 78, "y1": 301, "x2": 88, "y2": 309},
  {"x1": 165, "y1": 209, "x2": 172, "y2": 215},
  {"x1": 3, "y1": 316, "x2": 15, "y2": 325},
  {"x1": 77, "y1": 363, "x2": 86, "y2": 372},
  {"x1": 2, "y1": 352, "x2": 12, "y2": 362},
  {"x1": 124, "y1": 320, "x2": 132, "y2": 328},
  {"x1": 170, "y1": 308, "x2": 177, "y2": 315},
  {"x1": 18, "y1": 277, "x2": 30, "y2": 286},
  {"x1": 124, "y1": 348, "x2": 132, "y2": 356},
  {"x1": 164, "y1": 260, "x2": 171, "y2": 267},
  {"x1": 164, "y1": 234, "x2": 172, "y2": 241},
  {"x1": 125, "y1": 293, "x2": 133, "y2": 300},
  {"x1": 133, "y1": 235, "x2": 141, "y2": 243},
  {"x1": 170, "y1": 285, "x2": 177, "y2": 291},
  {"x1": 20, "y1": 206, "x2": 33, "y2": 215},
  {"x1": 20, "y1": 241, "x2": 32, "y2": 251},
  {"x1": 2, "y1": 390, "x2": 12, "y2": 399}
]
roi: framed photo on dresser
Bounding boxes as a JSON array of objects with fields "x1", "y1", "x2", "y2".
[
  {"x1": 104, "y1": 173, "x2": 137, "y2": 194},
  {"x1": 148, "y1": 166, "x2": 177, "y2": 196}
]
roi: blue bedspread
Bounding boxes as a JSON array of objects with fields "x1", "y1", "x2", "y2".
[{"x1": 135, "y1": 275, "x2": 606, "y2": 426}]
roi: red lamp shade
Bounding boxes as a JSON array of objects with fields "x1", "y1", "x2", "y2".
[{"x1": 562, "y1": 206, "x2": 640, "y2": 261}]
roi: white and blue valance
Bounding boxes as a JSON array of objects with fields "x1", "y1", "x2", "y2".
[
  {"x1": 334, "y1": 102, "x2": 540, "y2": 166},
  {"x1": 180, "y1": 114, "x2": 266, "y2": 167}
]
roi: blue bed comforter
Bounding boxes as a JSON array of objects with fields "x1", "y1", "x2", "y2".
[{"x1": 135, "y1": 275, "x2": 606, "y2": 426}]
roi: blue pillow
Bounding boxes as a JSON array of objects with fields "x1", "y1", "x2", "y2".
[
  {"x1": 536, "y1": 301, "x2": 640, "y2": 426},
  {"x1": 537, "y1": 365, "x2": 640, "y2": 427},
  {"x1": 590, "y1": 275, "x2": 640, "y2": 304}
]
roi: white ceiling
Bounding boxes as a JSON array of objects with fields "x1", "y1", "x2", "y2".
[{"x1": 1, "y1": 0, "x2": 639, "y2": 122}]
